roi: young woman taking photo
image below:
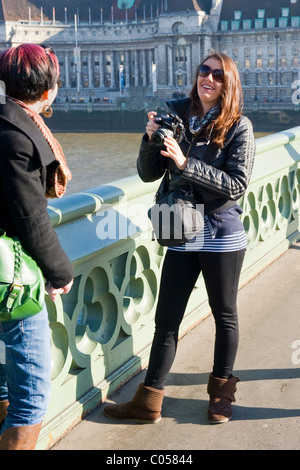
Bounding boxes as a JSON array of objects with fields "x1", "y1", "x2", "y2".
[{"x1": 104, "y1": 52, "x2": 256, "y2": 425}]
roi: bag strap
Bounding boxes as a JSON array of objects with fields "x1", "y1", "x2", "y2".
[{"x1": 6, "y1": 240, "x2": 23, "y2": 311}]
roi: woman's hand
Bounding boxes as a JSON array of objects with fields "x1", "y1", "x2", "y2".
[
  {"x1": 161, "y1": 135, "x2": 188, "y2": 170},
  {"x1": 45, "y1": 279, "x2": 73, "y2": 302},
  {"x1": 145, "y1": 111, "x2": 160, "y2": 139}
]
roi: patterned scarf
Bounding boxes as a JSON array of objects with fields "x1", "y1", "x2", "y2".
[
  {"x1": 9, "y1": 97, "x2": 72, "y2": 198},
  {"x1": 189, "y1": 103, "x2": 220, "y2": 135}
]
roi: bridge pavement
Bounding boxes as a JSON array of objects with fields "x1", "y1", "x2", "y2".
[{"x1": 53, "y1": 242, "x2": 300, "y2": 451}]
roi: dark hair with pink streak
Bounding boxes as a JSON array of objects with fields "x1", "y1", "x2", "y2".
[{"x1": 0, "y1": 43, "x2": 60, "y2": 103}]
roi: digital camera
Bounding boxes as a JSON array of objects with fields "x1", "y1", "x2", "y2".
[{"x1": 151, "y1": 112, "x2": 185, "y2": 147}]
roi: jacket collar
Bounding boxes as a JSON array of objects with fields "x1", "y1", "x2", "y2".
[
  {"x1": 0, "y1": 98, "x2": 56, "y2": 167},
  {"x1": 166, "y1": 98, "x2": 191, "y2": 123}
]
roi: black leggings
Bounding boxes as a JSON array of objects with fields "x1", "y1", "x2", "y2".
[{"x1": 144, "y1": 248, "x2": 246, "y2": 389}]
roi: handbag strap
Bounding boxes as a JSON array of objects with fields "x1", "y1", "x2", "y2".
[{"x1": 6, "y1": 239, "x2": 23, "y2": 311}]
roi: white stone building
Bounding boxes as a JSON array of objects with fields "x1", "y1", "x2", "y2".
[{"x1": 0, "y1": 0, "x2": 299, "y2": 109}]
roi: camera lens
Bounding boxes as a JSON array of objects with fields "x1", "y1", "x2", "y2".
[
  {"x1": 152, "y1": 130, "x2": 165, "y2": 146},
  {"x1": 152, "y1": 128, "x2": 173, "y2": 146}
]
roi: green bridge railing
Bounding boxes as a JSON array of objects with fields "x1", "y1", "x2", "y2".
[{"x1": 37, "y1": 126, "x2": 300, "y2": 449}]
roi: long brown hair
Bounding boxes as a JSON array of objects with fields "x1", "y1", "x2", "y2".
[{"x1": 190, "y1": 51, "x2": 243, "y2": 147}]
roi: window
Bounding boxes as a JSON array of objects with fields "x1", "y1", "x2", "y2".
[
  {"x1": 280, "y1": 90, "x2": 286, "y2": 100},
  {"x1": 243, "y1": 20, "x2": 252, "y2": 30},
  {"x1": 280, "y1": 71, "x2": 286, "y2": 85},
  {"x1": 256, "y1": 73, "x2": 262, "y2": 85},
  {"x1": 292, "y1": 45, "x2": 299, "y2": 55},
  {"x1": 244, "y1": 72, "x2": 250, "y2": 85},
  {"x1": 257, "y1": 9, "x2": 265, "y2": 19},
  {"x1": 244, "y1": 59, "x2": 250, "y2": 69},
  {"x1": 279, "y1": 17, "x2": 288, "y2": 27},
  {"x1": 175, "y1": 46, "x2": 187, "y2": 64},
  {"x1": 266, "y1": 18, "x2": 276, "y2": 28},
  {"x1": 220, "y1": 21, "x2": 228, "y2": 31},
  {"x1": 280, "y1": 58, "x2": 287, "y2": 67},
  {"x1": 291, "y1": 17, "x2": 300, "y2": 27},
  {"x1": 268, "y1": 72, "x2": 275, "y2": 85},
  {"x1": 280, "y1": 45, "x2": 286, "y2": 55},
  {"x1": 234, "y1": 11, "x2": 242, "y2": 20},
  {"x1": 255, "y1": 19, "x2": 264, "y2": 29},
  {"x1": 256, "y1": 58, "x2": 262, "y2": 69},
  {"x1": 281, "y1": 8, "x2": 289, "y2": 17},
  {"x1": 231, "y1": 20, "x2": 240, "y2": 30},
  {"x1": 293, "y1": 57, "x2": 299, "y2": 67},
  {"x1": 172, "y1": 22, "x2": 184, "y2": 34},
  {"x1": 268, "y1": 57, "x2": 275, "y2": 68}
]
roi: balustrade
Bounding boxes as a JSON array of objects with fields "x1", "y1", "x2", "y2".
[{"x1": 37, "y1": 126, "x2": 300, "y2": 449}]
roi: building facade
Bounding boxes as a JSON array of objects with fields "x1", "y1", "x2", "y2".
[{"x1": 0, "y1": 0, "x2": 299, "y2": 110}]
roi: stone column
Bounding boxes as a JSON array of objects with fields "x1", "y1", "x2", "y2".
[
  {"x1": 125, "y1": 50, "x2": 130, "y2": 88},
  {"x1": 64, "y1": 51, "x2": 70, "y2": 88},
  {"x1": 142, "y1": 50, "x2": 147, "y2": 86},
  {"x1": 134, "y1": 50, "x2": 139, "y2": 86},
  {"x1": 186, "y1": 44, "x2": 192, "y2": 86},
  {"x1": 110, "y1": 50, "x2": 116, "y2": 88},
  {"x1": 154, "y1": 46, "x2": 159, "y2": 86},
  {"x1": 88, "y1": 51, "x2": 93, "y2": 88},
  {"x1": 167, "y1": 45, "x2": 173, "y2": 86},
  {"x1": 99, "y1": 51, "x2": 104, "y2": 88},
  {"x1": 148, "y1": 49, "x2": 153, "y2": 84}
]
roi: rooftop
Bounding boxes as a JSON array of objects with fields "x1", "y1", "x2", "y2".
[{"x1": 0, "y1": 0, "x2": 212, "y2": 22}]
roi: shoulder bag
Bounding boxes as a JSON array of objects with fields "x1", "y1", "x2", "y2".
[
  {"x1": 147, "y1": 171, "x2": 204, "y2": 247},
  {"x1": 0, "y1": 229, "x2": 45, "y2": 321}
]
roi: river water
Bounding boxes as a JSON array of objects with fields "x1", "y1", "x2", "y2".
[{"x1": 55, "y1": 132, "x2": 269, "y2": 195}]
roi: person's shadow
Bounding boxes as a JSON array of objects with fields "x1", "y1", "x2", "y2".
[{"x1": 162, "y1": 368, "x2": 300, "y2": 424}]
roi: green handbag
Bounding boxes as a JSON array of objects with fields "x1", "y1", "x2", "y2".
[{"x1": 0, "y1": 229, "x2": 45, "y2": 321}]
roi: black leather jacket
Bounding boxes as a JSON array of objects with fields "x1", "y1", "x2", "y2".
[{"x1": 137, "y1": 98, "x2": 256, "y2": 217}]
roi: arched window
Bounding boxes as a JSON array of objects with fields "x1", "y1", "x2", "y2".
[{"x1": 172, "y1": 22, "x2": 184, "y2": 34}]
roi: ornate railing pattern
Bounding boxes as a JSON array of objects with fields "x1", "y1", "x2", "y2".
[{"x1": 38, "y1": 127, "x2": 300, "y2": 449}]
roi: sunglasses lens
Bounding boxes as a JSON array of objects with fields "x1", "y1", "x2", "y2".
[
  {"x1": 198, "y1": 64, "x2": 224, "y2": 83},
  {"x1": 198, "y1": 65, "x2": 210, "y2": 77},
  {"x1": 213, "y1": 70, "x2": 224, "y2": 83}
]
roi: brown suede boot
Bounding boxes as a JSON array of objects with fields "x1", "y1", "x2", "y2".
[
  {"x1": 0, "y1": 422, "x2": 42, "y2": 450},
  {"x1": 103, "y1": 383, "x2": 164, "y2": 424},
  {"x1": 0, "y1": 401, "x2": 9, "y2": 428},
  {"x1": 207, "y1": 374, "x2": 239, "y2": 424}
]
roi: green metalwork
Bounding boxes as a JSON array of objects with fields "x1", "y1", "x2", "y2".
[{"x1": 37, "y1": 126, "x2": 300, "y2": 449}]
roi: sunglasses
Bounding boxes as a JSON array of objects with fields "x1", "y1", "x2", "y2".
[{"x1": 198, "y1": 64, "x2": 224, "y2": 83}]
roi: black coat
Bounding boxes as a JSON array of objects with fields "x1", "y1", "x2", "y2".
[
  {"x1": 0, "y1": 99, "x2": 73, "y2": 288},
  {"x1": 137, "y1": 98, "x2": 256, "y2": 214}
]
